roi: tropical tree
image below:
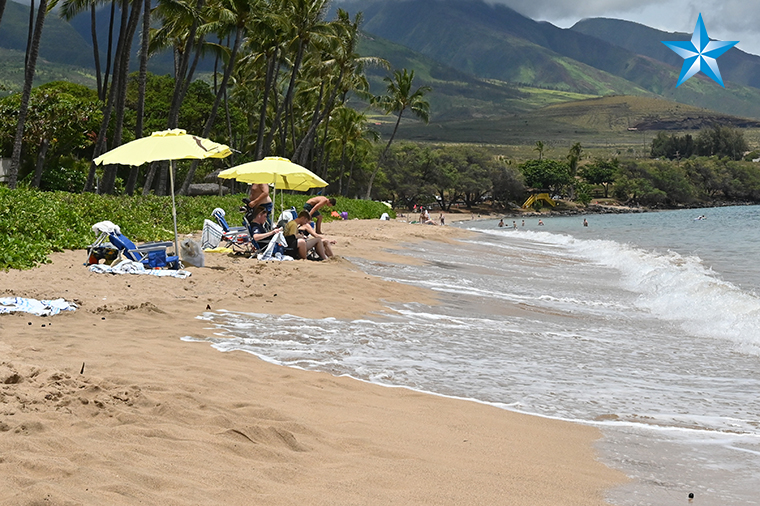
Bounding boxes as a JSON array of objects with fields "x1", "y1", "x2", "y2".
[
  {"x1": 366, "y1": 68, "x2": 431, "y2": 199},
  {"x1": 0, "y1": 82, "x2": 101, "y2": 187},
  {"x1": 7, "y1": 0, "x2": 48, "y2": 189},
  {"x1": 566, "y1": 141, "x2": 582, "y2": 200},
  {"x1": 266, "y1": 0, "x2": 332, "y2": 157},
  {"x1": 519, "y1": 159, "x2": 572, "y2": 196},
  {"x1": 580, "y1": 158, "x2": 618, "y2": 198},
  {"x1": 179, "y1": 0, "x2": 259, "y2": 195},
  {"x1": 534, "y1": 140, "x2": 545, "y2": 160},
  {"x1": 325, "y1": 105, "x2": 376, "y2": 196},
  {"x1": 695, "y1": 125, "x2": 748, "y2": 160}
]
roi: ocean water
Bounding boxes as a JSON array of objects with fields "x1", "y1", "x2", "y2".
[{"x1": 188, "y1": 205, "x2": 760, "y2": 506}]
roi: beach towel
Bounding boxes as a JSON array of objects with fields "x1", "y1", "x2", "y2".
[
  {"x1": 91, "y1": 220, "x2": 121, "y2": 235},
  {"x1": 89, "y1": 260, "x2": 192, "y2": 278},
  {"x1": 0, "y1": 297, "x2": 77, "y2": 316},
  {"x1": 257, "y1": 232, "x2": 291, "y2": 261}
]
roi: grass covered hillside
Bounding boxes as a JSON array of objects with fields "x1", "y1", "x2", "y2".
[{"x1": 390, "y1": 95, "x2": 760, "y2": 150}]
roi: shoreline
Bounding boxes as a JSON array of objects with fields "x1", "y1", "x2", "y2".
[{"x1": 1, "y1": 220, "x2": 627, "y2": 505}]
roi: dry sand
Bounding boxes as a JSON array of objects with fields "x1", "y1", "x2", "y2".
[{"x1": 0, "y1": 220, "x2": 626, "y2": 505}]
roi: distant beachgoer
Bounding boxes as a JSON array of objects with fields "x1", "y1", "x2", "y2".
[
  {"x1": 521, "y1": 220, "x2": 525, "y2": 227},
  {"x1": 583, "y1": 218, "x2": 588, "y2": 227},
  {"x1": 512, "y1": 221, "x2": 517, "y2": 229},
  {"x1": 439, "y1": 214, "x2": 445, "y2": 226},
  {"x1": 498, "y1": 219, "x2": 504, "y2": 227},
  {"x1": 538, "y1": 219, "x2": 544, "y2": 226}
]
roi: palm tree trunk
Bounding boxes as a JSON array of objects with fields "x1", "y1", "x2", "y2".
[
  {"x1": 262, "y1": 58, "x2": 283, "y2": 157},
  {"x1": 180, "y1": 27, "x2": 242, "y2": 195},
  {"x1": 294, "y1": 69, "x2": 344, "y2": 165},
  {"x1": 7, "y1": 0, "x2": 47, "y2": 189},
  {"x1": 90, "y1": 3, "x2": 103, "y2": 99},
  {"x1": 142, "y1": 161, "x2": 158, "y2": 195},
  {"x1": 85, "y1": 0, "x2": 130, "y2": 192},
  {"x1": 166, "y1": 0, "x2": 205, "y2": 129},
  {"x1": 31, "y1": 138, "x2": 50, "y2": 188},
  {"x1": 101, "y1": 1, "x2": 116, "y2": 102},
  {"x1": 365, "y1": 110, "x2": 403, "y2": 200},
  {"x1": 25, "y1": 0, "x2": 34, "y2": 69},
  {"x1": 127, "y1": 0, "x2": 152, "y2": 196},
  {"x1": 101, "y1": 0, "x2": 141, "y2": 194},
  {"x1": 345, "y1": 156, "x2": 356, "y2": 197},
  {"x1": 254, "y1": 49, "x2": 276, "y2": 160},
  {"x1": 270, "y1": 39, "x2": 304, "y2": 158}
]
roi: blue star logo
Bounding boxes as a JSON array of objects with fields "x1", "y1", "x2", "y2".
[{"x1": 662, "y1": 14, "x2": 738, "y2": 87}]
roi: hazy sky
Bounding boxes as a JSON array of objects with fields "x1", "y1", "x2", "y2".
[{"x1": 339, "y1": 0, "x2": 760, "y2": 57}]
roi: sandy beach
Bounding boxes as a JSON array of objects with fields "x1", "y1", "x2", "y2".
[{"x1": 1, "y1": 219, "x2": 626, "y2": 505}]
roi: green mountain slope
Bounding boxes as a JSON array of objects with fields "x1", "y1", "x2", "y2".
[
  {"x1": 358, "y1": 0, "x2": 650, "y2": 96},
  {"x1": 349, "y1": 0, "x2": 760, "y2": 119},
  {"x1": 571, "y1": 18, "x2": 760, "y2": 89},
  {"x1": 0, "y1": 0, "x2": 94, "y2": 69}
]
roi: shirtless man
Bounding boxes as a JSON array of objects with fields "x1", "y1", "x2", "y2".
[
  {"x1": 248, "y1": 183, "x2": 273, "y2": 228},
  {"x1": 303, "y1": 196, "x2": 336, "y2": 234}
]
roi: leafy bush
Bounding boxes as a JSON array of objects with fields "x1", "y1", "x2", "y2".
[{"x1": 0, "y1": 188, "x2": 394, "y2": 270}]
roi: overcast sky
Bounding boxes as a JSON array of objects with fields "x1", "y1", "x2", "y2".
[{"x1": 340, "y1": 0, "x2": 760, "y2": 57}]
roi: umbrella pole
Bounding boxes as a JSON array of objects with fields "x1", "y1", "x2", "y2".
[{"x1": 169, "y1": 160, "x2": 180, "y2": 259}]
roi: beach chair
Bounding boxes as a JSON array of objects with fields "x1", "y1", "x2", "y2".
[
  {"x1": 108, "y1": 232, "x2": 180, "y2": 269},
  {"x1": 212, "y1": 208, "x2": 248, "y2": 236}
]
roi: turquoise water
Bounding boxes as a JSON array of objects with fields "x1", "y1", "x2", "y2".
[{"x1": 189, "y1": 205, "x2": 760, "y2": 505}]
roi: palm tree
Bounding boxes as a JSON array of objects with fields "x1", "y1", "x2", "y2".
[
  {"x1": 179, "y1": 0, "x2": 259, "y2": 195},
  {"x1": 566, "y1": 142, "x2": 583, "y2": 200},
  {"x1": 534, "y1": 140, "x2": 545, "y2": 161},
  {"x1": 292, "y1": 9, "x2": 386, "y2": 166},
  {"x1": 365, "y1": 68, "x2": 431, "y2": 199},
  {"x1": 98, "y1": 0, "x2": 143, "y2": 194},
  {"x1": 143, "y1": 0, "x2": 205, "y2": 195},
  {"x1": 266, "y1": 0, "x2": 331, "y2": 157},
  {"x1": 327, "y1": 106, "x2": 376, "y2": 196},
  {"x1": 7, "y1": 0, "x2": 48, "y2": 189},
  {"x1": 53, "y1": 0, "x2": 111, "y2": 100},
  {"x1": 125, "y1": 0, "x2": 152, "y2": 195}
]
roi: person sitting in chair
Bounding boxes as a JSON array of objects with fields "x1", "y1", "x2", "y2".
[
  {"x1": 303, "y1": 196, "x2": 336, "y2": 234},
  {"x1": 247, "y1": 205, "x2": 282, "y2": 249},
  {"x1": 283, "y1": 211, "x2": 334, "y2": 260}
]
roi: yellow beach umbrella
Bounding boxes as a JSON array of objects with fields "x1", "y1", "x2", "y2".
[
  {"x1": 93, "y1": 128, "x2": 231, "y2": 166},
  {"x1": 93, "y1": 129, "x2": 232, "y2": 256},
  {"x1": 218, "y1": 157, "x2": 328, "y2": 214},
  {"x1": 217, "y1": 156, "x2": 327, "y2": 191}
]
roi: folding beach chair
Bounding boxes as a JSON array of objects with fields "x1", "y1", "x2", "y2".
[
  {"x1": 87, "y1": 221, "x2": 121, "y2": 265},
  {"x1": 108, "y1": 232, "x2": 180, "y2": 269},
  {"x1": 212, "y1": 208, "x2": 248, "y2": 235}
]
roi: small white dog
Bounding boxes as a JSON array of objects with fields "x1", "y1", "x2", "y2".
[{"x1": 180, "y1": 238, "x2": 205, "y2": 267}]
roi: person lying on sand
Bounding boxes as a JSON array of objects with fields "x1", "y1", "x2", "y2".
[{"x1": 284, "y1": 211, "x2": 335, "y2": 260}]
